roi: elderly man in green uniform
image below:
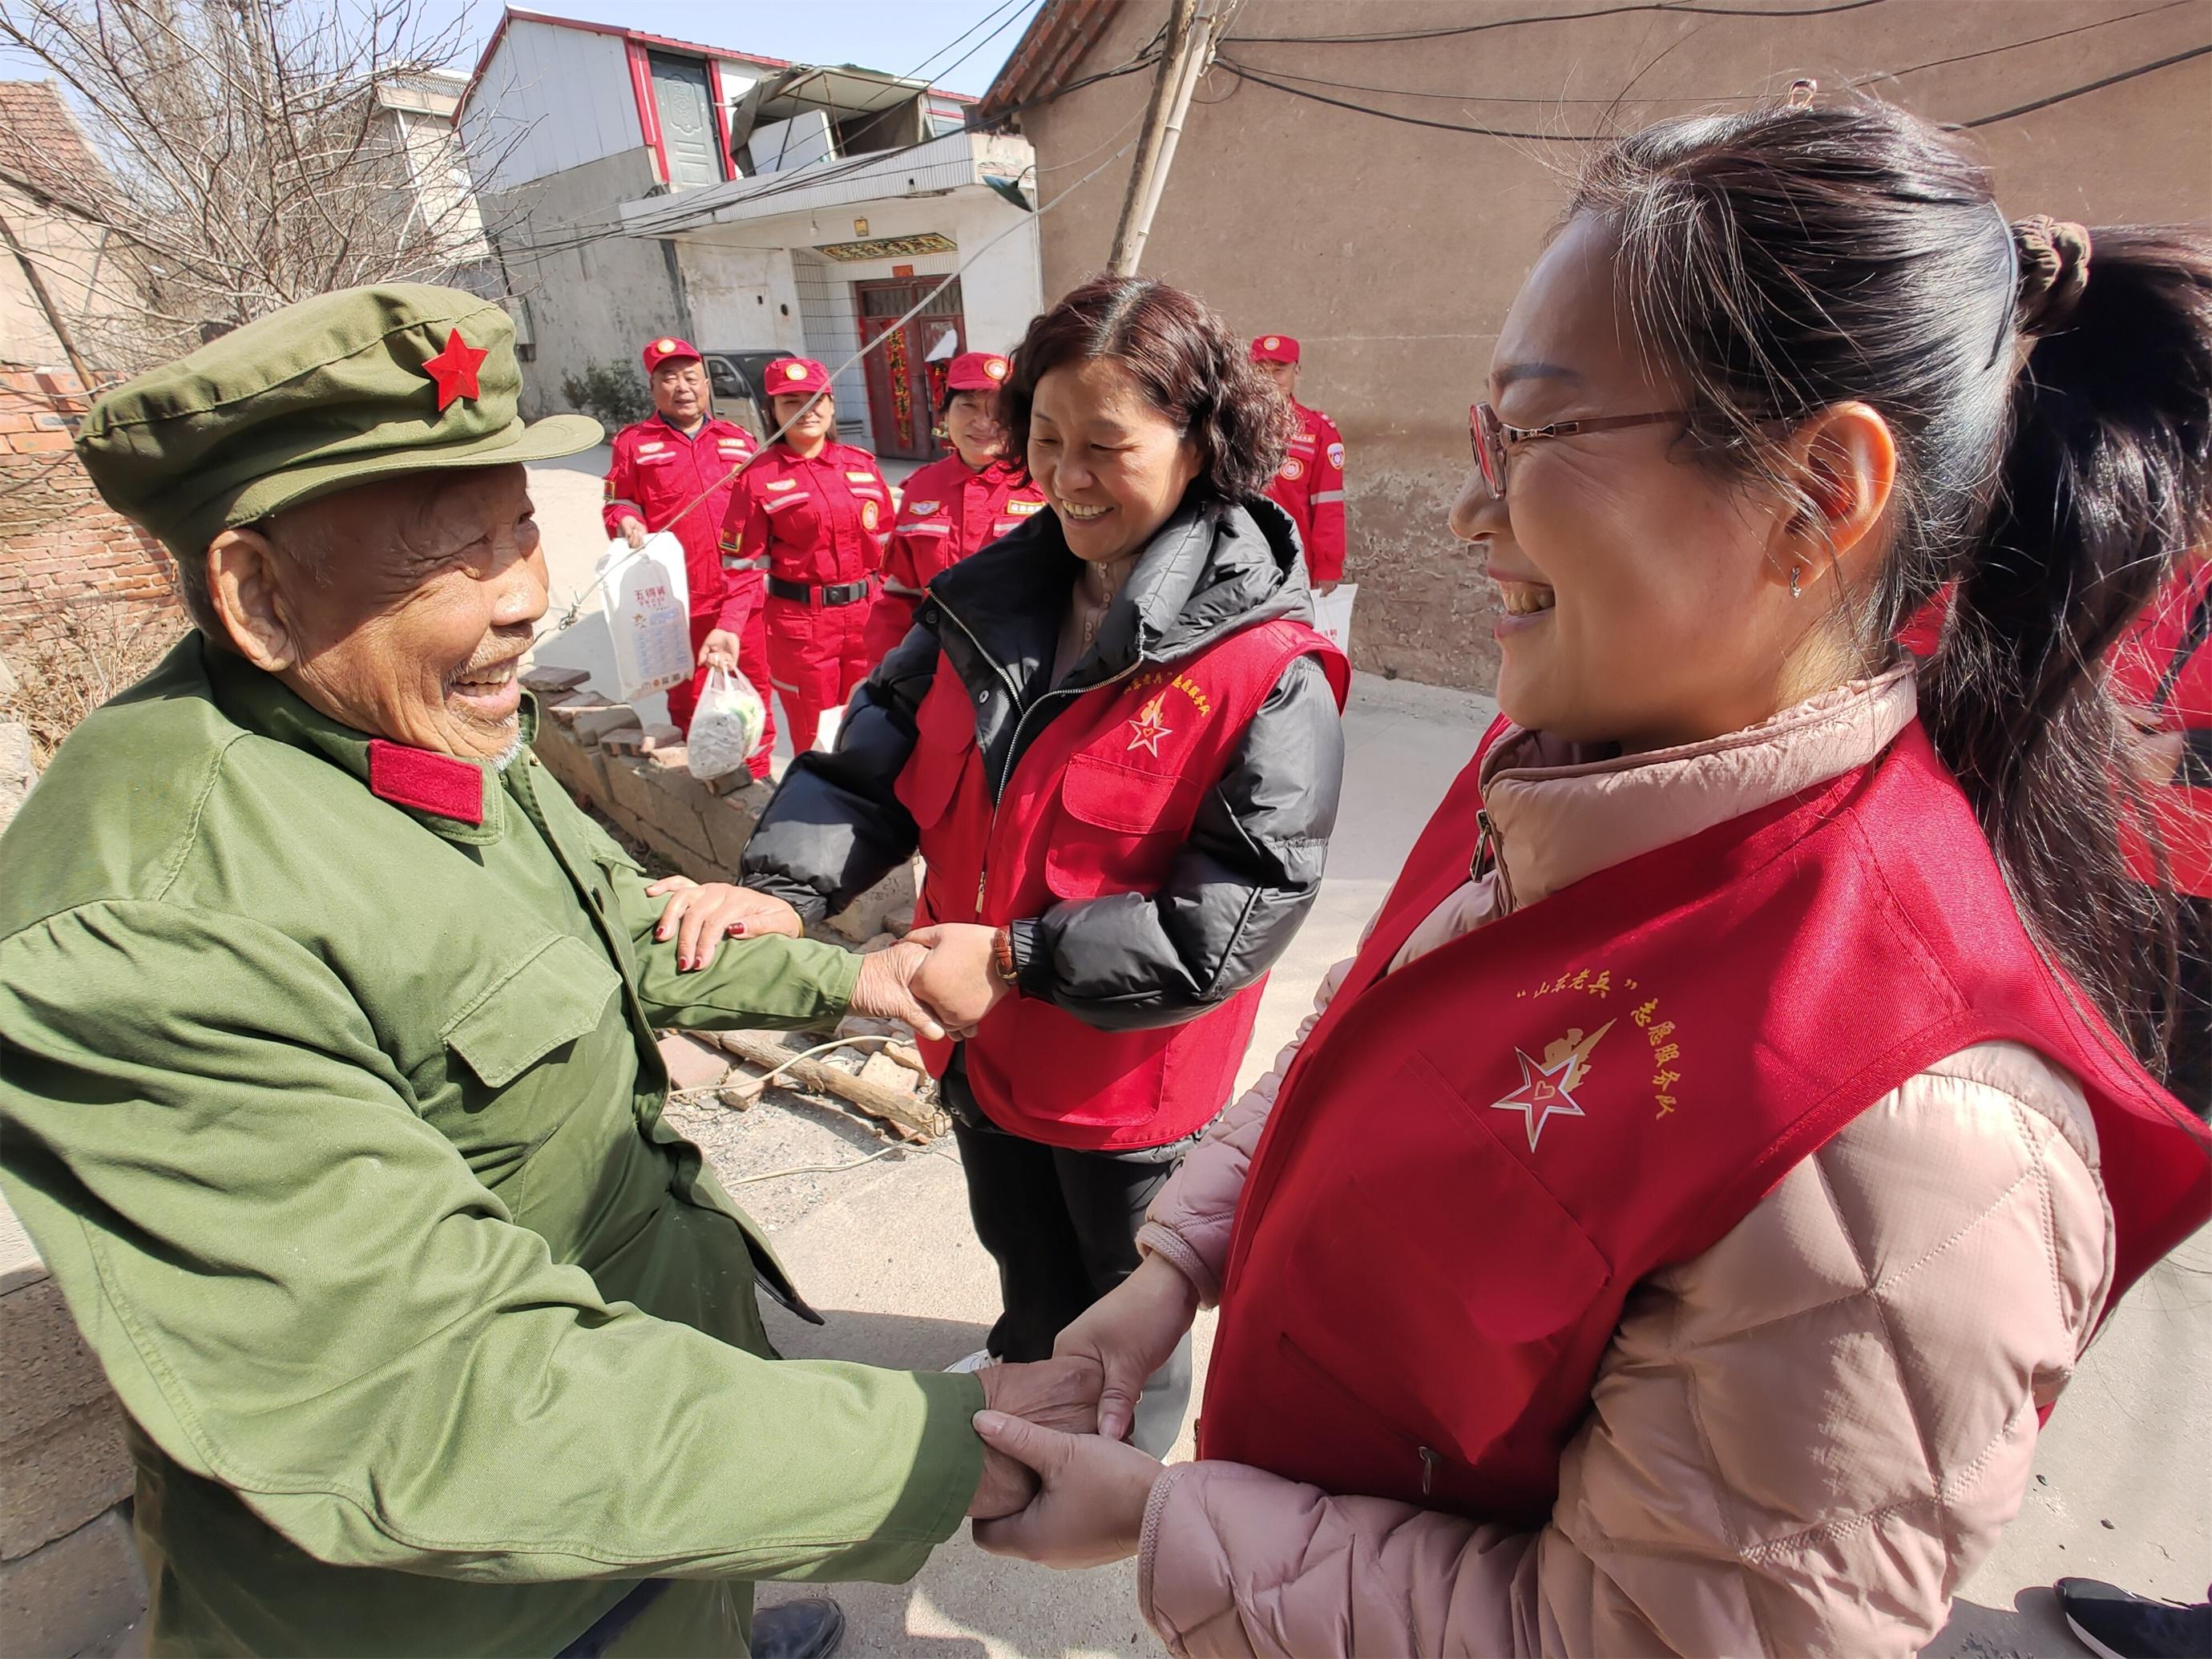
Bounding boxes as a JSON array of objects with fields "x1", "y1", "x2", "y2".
[{"x1": 0, "y1": 286, "x2": 1095, "y2": 1658}]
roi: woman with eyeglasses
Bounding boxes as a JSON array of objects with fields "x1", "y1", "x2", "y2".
[{"x1": 963, "y1": 100, "x2": 2212, "y2": 1657}]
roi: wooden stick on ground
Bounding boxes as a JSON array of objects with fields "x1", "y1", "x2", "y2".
[{"x1": 704, "y1": 1029, "x2": 937, "y2": 1143}]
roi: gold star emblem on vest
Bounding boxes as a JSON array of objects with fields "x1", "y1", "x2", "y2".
[
  {"x1": 1489, "y1": 1021, "x2": 1613, "y2": 1150},
  {"x1": 1125, "y1": 692, "x2": 1173, "y2": 757}
]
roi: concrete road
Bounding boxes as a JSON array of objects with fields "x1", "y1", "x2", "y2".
[{"x1": 525, "y1": 458, "x2": 2209, "y2": 1659}]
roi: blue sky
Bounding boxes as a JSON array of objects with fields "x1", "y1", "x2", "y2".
[{"x1": 437, "y1": 0, "x2": 1044, "y2": 95}]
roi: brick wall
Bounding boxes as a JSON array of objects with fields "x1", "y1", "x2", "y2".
[{"x1": 0, "y1": 363, "x2": 179, "y2": 650}]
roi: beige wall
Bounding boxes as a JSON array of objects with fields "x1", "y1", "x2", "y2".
[{"x1": 1020, "y1": 0, "x2": 2212, "y2": 689}]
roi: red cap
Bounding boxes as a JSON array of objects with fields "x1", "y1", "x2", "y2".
[
  {"x1": 641, "y1": 336, "x2": 701, "y2": 373},
  {"x1": 1249, "y1": 333, "x2": 1300, "y2": 365},
  {"x1": 765, "y1": 357, "x2": 832, "y2": 398},
  {"x1": 944, "y1": 351, "x2": 1012, "y2": 393}
]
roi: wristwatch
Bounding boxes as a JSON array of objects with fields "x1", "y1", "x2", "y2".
[{"x1": 991, "y1": 926, "x2": 1019, "y2": 987}]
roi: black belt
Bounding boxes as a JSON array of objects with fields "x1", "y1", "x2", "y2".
[
  {"x1": 555, "y1": 1579, "x2": 670, "y2": 1659},
  {"x1": 769, "y1": 575, "x2": 871, "y2": 607}
]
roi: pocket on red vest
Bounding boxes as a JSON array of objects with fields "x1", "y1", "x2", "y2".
[
  {"x1": 1043, "y1": 754, "x2": 1200, "y2": 901},
  {"x1": 1269, "y1": 1052, "x2": 1613, "y2": 1471}
]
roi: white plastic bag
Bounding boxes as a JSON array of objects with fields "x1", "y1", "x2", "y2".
[
  {"x1": 595, "y1": 531, "x2": 690, "y2": 614},
  {"x1": 603, "y1": 539, "x2": 691, "y2": 700},
  {"x1": 1314, "y1": 582, "x2": 1358, "y2": 652},
  {"x1": 688, "y1": 665, "x2": 768, "y2": 780}
]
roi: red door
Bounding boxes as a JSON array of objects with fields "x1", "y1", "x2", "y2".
[{"x1": 857, "y1": 279, "x2": 965, "y2": 461}]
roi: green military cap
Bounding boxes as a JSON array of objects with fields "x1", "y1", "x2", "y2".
[{"x1": 75, "y1": 283, "x2": 601, "y2": 556}]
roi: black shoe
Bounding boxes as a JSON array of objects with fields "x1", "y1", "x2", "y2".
[
  {"x1": 751, "y1": 1596, "x2": 846, "y2": 1659},
  {"x1": 2057, "y1": 1577, "x2": 2212, "y2": 1659}
]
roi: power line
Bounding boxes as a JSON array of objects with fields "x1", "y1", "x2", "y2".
[
  {"x1": 1216, "y1": 57, "x2": 1609, "y2": 139},
  {"x1": 1960, "y1": 40, "x2": 2212, "y2": 127},
  {"x1": 921, "y1": 0, "x2": 1047, "y2": 92},
  {"x1": 1219, "y1": 37, "x2": 2212, "y2": 142},
  {"x1": 1201, "y1": 0, "x2": 2194, "y2": 107},
  {"x1": 504, "y1": 52, "x2": 1156, "y2": 263},
  {"x1": 894, "y1": 0, "x2": 1035, "y2": 89},
  {"x1": 1225, "y1": 0, "x2": 1886, "y2": 49},
  {"x1": 1864, "y1": 0, "x2": 2194, "y2": 85}
]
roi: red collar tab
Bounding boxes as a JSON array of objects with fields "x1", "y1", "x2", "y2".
[
  {"x1": 421, "y1": 328, "x2": 488, "y2": 412},
  {"x1": 367, "y1": 739, "x2": 485, "y2": 825}
]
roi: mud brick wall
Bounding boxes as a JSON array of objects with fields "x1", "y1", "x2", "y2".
[{"x1": 0, "y1": 365, "x2": 178, "y2": 650}]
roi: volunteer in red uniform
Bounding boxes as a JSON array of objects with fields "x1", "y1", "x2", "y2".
[
  {"x1": 2113, "y1": 549, "x2": 2211, "y2": 1107},
  {"x1": 864, "y1": 351, "x2": 1047, "y2": 663},
  {"x1": 602, "y1": 337, "x2": 774, "y2": 774},
  {"x1": 1249, "y1": 334, "x2": 1345, "y2": 588},
  {"x1": 742, "y1": 277, "x2": 1348, "y2": 1457},
  {"x1": 963, "y1": 105, "x2": 2212, "y2": 1656},
  {"x1": 719, "y1": 357, "x2": 891, "y2": 753}
]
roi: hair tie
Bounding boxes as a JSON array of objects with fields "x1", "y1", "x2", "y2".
[{"x1": 2013, "y1": 214, "x2": 2093, "y2": 337}]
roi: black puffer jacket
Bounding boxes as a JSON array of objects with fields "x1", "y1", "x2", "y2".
[{"x1": 741, "y1": 493, "x2": 1346, "y2": 1032}]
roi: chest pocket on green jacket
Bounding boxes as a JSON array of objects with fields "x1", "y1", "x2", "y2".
[{"x1": 442, "y1": 933, "x2": 624, "y2": 1090}]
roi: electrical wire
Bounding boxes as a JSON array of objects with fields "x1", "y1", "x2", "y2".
[
  {"x1": 893, "y1": 0, "x2": 1036, "y2": 91},
  {"x1": 1193, "y1": 1, "x2": 2196, "y2": 109},
  {"x1": 1219, "y1": 37, "x2": 2212, "y2": 141},
  {"x1": 1216, "y1": 57, "x2": 1610, "y2": 139},
  {"x1": 1860, "y1": 0, "x2": 2194, "y2": 86},
  {"x1": 1223, "y1": 0, "x2": 1887, "y2": 49},
  {"x1": 1960, "y1": 40, "x2": 2212, "y2": 127},
  {"x1": 505, "y1": 53, "x2": 1156, "y2": 262},
  {"x1": 918, "y1": 0, "x2": 1049, "y2": 95}
]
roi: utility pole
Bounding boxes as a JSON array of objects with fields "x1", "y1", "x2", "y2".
[{"x1": 1108, "y1": 0, "x2": 1217, "y2": 277}]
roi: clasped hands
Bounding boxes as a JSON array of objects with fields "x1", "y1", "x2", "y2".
[
  {"x1": 964, "y1": 1253, "x2": 1203, "y2": 1568},
  {"x1": 649, "y1": 878, "x2": 1009, "y2": 1043}
]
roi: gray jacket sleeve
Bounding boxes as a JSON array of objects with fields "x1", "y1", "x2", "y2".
[
  {"x1": 1011, "y1": 652, "x2": 1344, "y2": 1031},
  {"x1": 739, "y1": 624, "x2": 940, "y2": 922}
]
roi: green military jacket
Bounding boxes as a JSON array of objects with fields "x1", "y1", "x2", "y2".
[{"x1": 0, "y1": 636, "x2": 984, "y2": 1657}]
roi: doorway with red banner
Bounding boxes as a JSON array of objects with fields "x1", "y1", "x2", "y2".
[{"x1": 857, "y1": 276, "x2": 964, "y2": 462}]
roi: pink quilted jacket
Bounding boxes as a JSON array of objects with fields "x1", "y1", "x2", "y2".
[{"x1": 1134, "y1": 668, "x2": 2116, "y2": 1658}]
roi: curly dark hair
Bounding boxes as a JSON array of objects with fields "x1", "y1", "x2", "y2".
[{"x1": 1000, "y1": 274, "x2": 1294, "y2": 503}]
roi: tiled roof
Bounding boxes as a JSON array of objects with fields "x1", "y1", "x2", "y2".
[{"x1": 0, "y1": 81, "x2": 103, "y2": 212}]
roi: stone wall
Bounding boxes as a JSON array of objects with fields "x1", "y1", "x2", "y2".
[
  {"x1": 0, "y1": 1197, "x2": 144, "y2": 1657},
  {"x1": 528, "y1": 670, "x2": 915, "y2": 943}
]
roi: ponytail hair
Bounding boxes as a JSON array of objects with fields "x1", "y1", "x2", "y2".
[
  {"x1": 1927, "y1": 223, "x2": 2212, "y2": 1078},
  {"x1": 1572, "y1": 99, "x2": 2212, "y2": 1080}
]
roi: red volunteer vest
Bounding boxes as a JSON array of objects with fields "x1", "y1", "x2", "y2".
[
  {"x1": 1202, "y1": 721, "x2": 2210, "y2": 1524},
  {"x1": 895, "y1": 618, "x2": 1350, "y2": 1151}
]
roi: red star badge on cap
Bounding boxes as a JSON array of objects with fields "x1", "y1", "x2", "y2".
[{"x1": 421, "y1": 328, "x2": 487, "y2": 412}]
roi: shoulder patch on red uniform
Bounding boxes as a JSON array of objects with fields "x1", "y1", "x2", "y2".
[{"x1": 1328, "y1": 442, "x2": 1345, "y2": 469}]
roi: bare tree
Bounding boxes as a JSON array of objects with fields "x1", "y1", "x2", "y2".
[{"x1": 0, "y1": 0, "x2": 529, "y2": 370}]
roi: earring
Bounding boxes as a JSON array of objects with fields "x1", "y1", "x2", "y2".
[{"x1": 1790, "y1": 563, "x2": 1803, "y2": 599}]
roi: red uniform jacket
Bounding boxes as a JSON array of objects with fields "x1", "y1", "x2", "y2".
[
  {"x1": 1202, "y1": 720, "x2": 2208, "y2": 1524},
  {"x1": 602, "y1": 414, "x2": 757, "y2": 625},
  {"x1": 2110, "y1": 554, "x2": 2212, "y2": 897},
  {"x1": 1264, "y1": 401, "x2": 1346, "y2": 584},
  {"x1": 866, "y1": 456, "x2": 1047, "y2": 660},
  {"x1": 894, "y1": 618, "x2": 1349, "y2": 1151},
  {"x1": 717, "y1": 441, "x2": 892, "y2": 607}
]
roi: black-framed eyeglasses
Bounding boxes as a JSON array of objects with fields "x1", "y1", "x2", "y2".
[{"x1": 1470, "y1": 402, "x2": 1691, "y2": 498}]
